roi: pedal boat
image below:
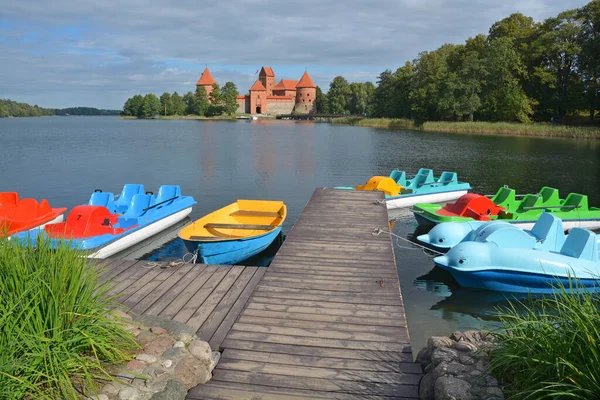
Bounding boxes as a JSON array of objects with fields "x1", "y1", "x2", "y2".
[
  {"x1": 0, "y1": 192, "x2": 66, "y2": 236},
  {"x1": 335, "y1": 168, "x2": 471, "y2": 209},
  {"x1": 14, "y1": 185, "x2": 196, "y2": 258},
  {"x1": 434, "y1": 227, "x2": 600, "y2": 293},
  {"x1": 178, "y1": 200, "x2": 286, "y2": 265},
  {"x1": 412, "y1": 186, "x2": 600, "y2": 230}
]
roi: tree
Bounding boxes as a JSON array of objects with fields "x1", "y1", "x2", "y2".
[
  {"x1": 0, "y1": 103, "x2": 9, "y2": 118},
  {"x1": 170, "y1": 92, "x2": 186, "y2": 116},
  {"x1": 328, "y1": 76, "x2": 351, "y2": 114},
  {"x1": 220, "y1": 82, "x2": 239, "y2": 115},
  {"x1": 194, "y1": 86, "x2": 209, "y2": 116},
  {"x1": 122, "y1": 94, "x2": 143, "y2": 116},
  {"x1": 183, "y1": 92, "x2": 196, "y2": 115},
  {"x1": 577, "y1": 0, "x2": 600, "y2": 121},
  {"x1": 159, "y1": 92, "x2": 172, "y2": 116},
  {"x1": 315, "y1": 86, "x2": 328, "y2": 113},
  {"x1": 140, "y1": 93, "x2": 161, "y2": 118},
  {"x1": 207, "y1": 83, "x2": 223, "y2": 116}
]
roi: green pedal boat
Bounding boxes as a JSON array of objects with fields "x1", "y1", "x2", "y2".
[{"x1": 412, "y1": 186, "x2": 600, "y2": 230}]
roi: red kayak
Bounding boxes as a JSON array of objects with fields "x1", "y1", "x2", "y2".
[{"x1": 0, "y1": 192, "x2": 66, "y2": 236}]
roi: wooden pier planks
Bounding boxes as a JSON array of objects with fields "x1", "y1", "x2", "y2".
[{"x1": 188, "y1": 188, "x2": 419, "y2": 399}]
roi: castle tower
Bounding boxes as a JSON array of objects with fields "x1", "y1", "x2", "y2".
[
  {"x1": 259, "y1": 67, "x2": 275, "y2": 96},
  {"x1": 294, "y1": 71, "x2": 317, "y2": 114},
  {"x1": 249, "y1": 80, "x2": 267, "y2": 114},
  {"x1": 196, "y1": 67, "x2": 216, "y2": 97}
]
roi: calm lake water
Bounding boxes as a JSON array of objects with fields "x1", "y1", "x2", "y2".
[{"x1": 1, "y1": 116, "x2": 599, "y2": 352}]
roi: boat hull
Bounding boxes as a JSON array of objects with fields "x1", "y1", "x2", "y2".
[
  {"x1": 88, "y1": 207, "x2": 193, "y2": 258},
  {"x1": 386, "y1": 190, "x2": 469, "y2": 210},
  {"x1": 183, "y1": 227, "x2": 282, "y2": 265}
]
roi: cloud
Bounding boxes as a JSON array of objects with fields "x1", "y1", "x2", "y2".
[{"x1": 0, "y1": 0, "x2": 590, "y2": 108}]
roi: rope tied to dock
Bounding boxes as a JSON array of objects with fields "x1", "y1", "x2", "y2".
[
  {"x1": 373, "y1": 199, "x2": 386, "y2": 205},
  {"x1": 372, "y1": 227, "x2": 445, "y2": 257},
  {"x1": 142, "y1": 249, "x2": 198, "y2": 269}
]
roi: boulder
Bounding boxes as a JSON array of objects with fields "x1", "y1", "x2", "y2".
[
  {"x1": 418, "y1": 372, "x2": 435, "y2": 400},
  {"x1": 150, "y1": 379, "x2": 187, "y2": 400},
  {"x1": 434, "y1": 376, "x2": 473, "y2": 400},
  {"x1": 174, "y1": 355, "x2": 212, "y2": 389},
  {"x1": 188, "y1": 340, "x2": 212, "y2": 362},
  {"x1": 144, "y1": 336, "x2": 175, "y2": 357}
]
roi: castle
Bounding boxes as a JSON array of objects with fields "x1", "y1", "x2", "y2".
[{"x1": 196, "y1": 66, "x2": 317, "y2": 115}]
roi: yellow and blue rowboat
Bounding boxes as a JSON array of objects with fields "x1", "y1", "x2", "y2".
[{"x1": 178, "y1": 200, "x2": 286, "y2": 265}]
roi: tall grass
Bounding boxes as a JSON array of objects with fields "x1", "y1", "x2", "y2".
[
  {"x1": 489, "y1": 282, "x2": 600, "y2": 399},
  {"x1": 422, "y1": 121, "x2": 600, "y2": 139},
  {"x1": 0, "y1": 237, "x2": 137, "y2": 399}
]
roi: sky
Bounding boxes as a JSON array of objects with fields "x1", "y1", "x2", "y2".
[{"x1": 0, "y1": 0, "x2": 591, "y2": 109}]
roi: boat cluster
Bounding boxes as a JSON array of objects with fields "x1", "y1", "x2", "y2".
[
  {"x1": 346, "y1": 168, "x2": 600, "y2": 293},
  {"x1": 0, "y1": 185, "x2": 286, "y2": 264}
]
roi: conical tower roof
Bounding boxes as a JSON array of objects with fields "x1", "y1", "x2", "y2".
[
  {"x1": 296, "y1": 71, "x2": 316, "y2": 88},
  {"x1": 249, "y1": 80, "x2": 267, "y2": 91},
  {"x1": 196, "y1": 67, "x2": 216, "y2": 86}
]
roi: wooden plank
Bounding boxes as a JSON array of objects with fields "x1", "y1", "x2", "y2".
[
  {"x1": 172, "y1": 266, "x2": 231, "y2": 324},
  {"x1": 220, "y1": 339, "x2": 413, "y2": 361},
  {"x1": 188, "y1": 384, "x2": 328, "y2": 400},
  {"x1": 268, "y1": 266, "x2": 398, "y2": 278},
  {"x1": 99, "y1": 260, "x2": 137, "y2": 284},
  {"x1": 253, "y1": 286, "x2": 402, "y2": 305},
  {"x1": 185, "y1": 266, "x2": 246, "y2": 330},
  {"x1": 236, "y1": 316, "x2": 406, "y2": 335},
  {"x1": 114, "y1": 266, "x2": 165, "y2": 301},
  {"x1": 241, "y1": 308, "x2": 405, "y2": 327},
  {"x1": 249, "y1": 296, "x2": 404, "y2": 313},
  {"x1": 260, "y1": 276, "x2": 399, "y2": 293},
  {"x1": 204, "y1": 223, "x2": 274, "y2": 230},
  {"x1": 208, "y1": 267, "x2": 268, "y2": 349},
  {"x1": 245, "y1": 303, "x2": 404, "y2": 321},
  {"x1": 144, "y1": 264, "x2": 208, "y2": 316},
  {"x1": 195, "y1": 267, "x2": 257, "y2": 343},
  {"x1": 158, "y1": 265, "x2": 219, "y2": 319},
  {"x1": 264, "y1": 271, "x2": 392, "y2": 283},
  {"x1": 230, "y1": 210, "x2": 281, "y2": 217},
  {"x1": 120, "y1": 264, "x2": 183, "y2": 309},
  {"x1": 221, "y1": 349, "x2": 422, "y2": 373}
]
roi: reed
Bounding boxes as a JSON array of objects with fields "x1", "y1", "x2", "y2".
[
  {"x1": 422, "y1": 121, "x2": 600, "y2": 139},
  {"x1": 489, "y1": 282, "x2": 600, "y2": 399},
  {"x1": 0, "y1": 237, "x2": 137, "y2": 399},
  {"x1": 332, "y1": 117, "x2": 416, "y2": 129}
]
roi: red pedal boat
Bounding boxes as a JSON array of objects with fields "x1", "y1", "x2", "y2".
[{"x1": 0, "y1": 192, "x2": 66, "y2": 236}]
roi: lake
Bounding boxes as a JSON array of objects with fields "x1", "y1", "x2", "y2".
[{"x1": 1, "y1": 116, "x2": 599, "y2": 352}]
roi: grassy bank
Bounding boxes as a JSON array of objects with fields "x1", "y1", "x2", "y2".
[
  {"x1": 0, "y1": 238, "x2": 137, "y2": 398},
  {"x1": 489, "y1": 283, "x2": 600, "y2": 398},
  {"x1": 121, "y1": 115, "x2": 237, "y2": 120},
  {"x1": 331, "y1": 117, "x2": 600, "y2": 139}
]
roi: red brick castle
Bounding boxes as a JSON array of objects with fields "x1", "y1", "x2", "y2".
[{"x1": 196, "y1": 66, "x2": 317, "y2": 115}]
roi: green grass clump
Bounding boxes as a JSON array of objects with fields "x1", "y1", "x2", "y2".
[
  {"x1": 489, "y1": 283, "x2": 600, "y2": 399},
  {"x1": 422, "y1": 121, "x2": 600, "y2": 139},
  {"x1": 332, "y1": 117, "x2": 416, "y2": 129},
  {"x1": 0, "y1": 237, "x2": 137, "y2": 399}
]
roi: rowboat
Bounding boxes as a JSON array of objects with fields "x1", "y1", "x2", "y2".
[
  {"x1": 335, "y1": 168, "x2": 471, "y2": 209},
  {"x1": 412, "y1": 186, "x2": 600, "y2": 230},
  {"x1": 178, "y1": 200, "x2": 286, "y2": 265},
  {"x1": 434, "y1": 227, "x2": 600, "y2": 293},
  {"x1": 0, "y1": 192, "x2": 66, "y2": 236},
  {"x1": 14, "y1": 185, "x2": 196, "y2": 258}
]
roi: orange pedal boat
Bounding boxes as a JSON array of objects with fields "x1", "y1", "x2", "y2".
[{"x1": 0, "y1": 192, "x2": 66, "y2": 236}]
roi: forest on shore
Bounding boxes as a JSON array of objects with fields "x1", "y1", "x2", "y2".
[{"x1": 0, "y1": 99, "x2": 120, "y2": 118}]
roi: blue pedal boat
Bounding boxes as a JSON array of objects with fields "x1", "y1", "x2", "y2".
[
  {"x1": 14, "y1": 185, "x2": 196, "y2": 258},
  {"x1": 336, "y1": 168, "x2": 471, "y2": 209},
  {"x1": 178, "y1": 200, "x2": 286, "y2": 265},
  {"x1": 434, "y1": 226, "x2": 600, "y2": 293}
]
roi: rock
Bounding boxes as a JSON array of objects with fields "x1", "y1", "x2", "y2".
[
  {"x1": 178, "y1": 332, "x2": 193, "y2": 343},
  {"x1": 173, "y1": 341, "x2": 185, "y2": 348},
  {"x1": 210, "y1": 351, "x2": 221, "y2": 371},
  {"x1": 162, "y1": 347, "x2": 183, "y2": 360},
  {"x1": 125, "y1": 359, "x2": 146, "y2": 371},
  {"x1": 434, "y1": 376, "x2": 473, "y2": 400},
  {"x1": 188, "y1": 340, "x2": 212, "y2": 361},
  {"x1": 115, "y1": 371, "x2": 136, "y2": 382},
  {"x1": 154, "y1": 368, "x2": 169, "y2": 378},
  {"x1": 163, "y1": 359, "x2": 173, "y2": 368},
  {"x1": 175, "y1": 355, "x2": 212, "y2": 389},
  {"x1": 136, "y1": 330, "x2": 157, "y2": 346},
  {"x1": 135, "y1": 353, "x2": 158, "y2": 363},
  {"x1": 487, "y1": 376, "x2": 499, "y2": 386},
  {"x1": 470, "y1": 369, "x2": 482, "y2": 376},
  {"x1": 418, "y1": 372, "x2": 435, "y2": 400},
  {"x1": 86, "y1": 395, "x2": 109, "y2": 400},
  {"x1": 150, "y1": 379, "x2": 187, "y2": 400},
  {"x1": 427, "y1": 336, "x2": 455, "y2": 354},
  {"x1": 486, "y1": 386, "x2": 505, "y2": 399},
  {"x1": 431, "y1": 347, "x2": 459, "y2": 367},
  {"x1": 432, "y1": 361, "x2": 470, "y2": 381},
  {"x1": 151, "y1": 326, "x2": 168, "y2": 335},
  {"x1": 459, "y1": 355, "x2": 474, "y2": 365},
  {"x1": 118, "y1": 387, "x2": 139, "y2": 400},
  {"x1": 454, "y1": 341, "x2": 478, "y2": 352},
  {"x1": 144, "y1": 336, "x2": 174, "y2": 358},
  {"x1": 113, "y1": 309, "x2": 133, "y2": 320},
  {"x1": 475, "y1": 360, "x2": 486, "y2": 371},
  {"x1": 415, "y1": 347, "x2": 431, "y2": 369},
  {"x1": 100, "y1": 382, "x2": 120, "y2": 396}
]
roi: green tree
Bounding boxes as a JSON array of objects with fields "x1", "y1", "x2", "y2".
[
  {"x1": 194, "y1": 86, "x2": 209, "y2": 116},
  {"x1": 220, "y1": 82, "x2": 239, "y2": 115},
  {"x1": 159, "y1": 92, "x2": 171, "y2": 116},
  {"x1": 0, "y1": 103, "x2": 9, "y2": 118},
  {"x1": 315, "y1": 86, "x2": 329, "y2": 113},
  {"x1": 170, "y1": 92, "x2": 186, "y2": 116},
  {"x1": 122, "y1": 95, "x2": 144, "y2": 117},
  {"x1": 140, "y1": 93, "x2": 161, "y2": 118},
  {"x1": 328, "y1": 76, "x2": 351, "y2": 114},
  {"x1": 183, "y1": 92, "x2": 196, "y2": 115},
  {"x1": 577, "y1": 0, "x2": 600, "y2": 121},
  {"x1": 207, "y1": 83, "x2": 223, "y2": 116},
  {"x1": 347, "y1": 82, "x2": 374, "y2": 115}
]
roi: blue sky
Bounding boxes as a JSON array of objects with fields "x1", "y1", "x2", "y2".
[{"x1": 0, "y1": 0, "x2": 590, "y2": 109}]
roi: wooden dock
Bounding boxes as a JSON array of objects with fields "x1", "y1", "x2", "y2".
[{"x1": 101, "y1": 188, "x2": 419, "y2": 399}]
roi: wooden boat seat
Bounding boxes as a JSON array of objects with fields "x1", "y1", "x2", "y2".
[
  {"x1": 204, "y1": 223, "x2": 274, "y2": 230},
  {"x1": 189, "y1": 235, "x2": 235, "y2": 241},
  {"x1": 229, "y1": 210, "x2": 281, "y2": 217}
]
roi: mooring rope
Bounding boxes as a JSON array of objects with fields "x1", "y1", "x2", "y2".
[
  {"x1": 372, "y1": 227, "x2": 445, "y2": 257},
  {"x1": 143, "y1": 249, "x2": 198, "y2": 269}
]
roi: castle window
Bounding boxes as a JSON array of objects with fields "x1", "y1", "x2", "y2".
[
  {"x1": 307, "y1": 93, "x2": 310, "y2": 96},
  {"x1": 309, "y1": 99, "x2": 312, "y2": 102},
  {"x1": 303, "y1": 99, "x2": 305, "y2": 102}
]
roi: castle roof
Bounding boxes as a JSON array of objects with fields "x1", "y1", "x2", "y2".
[
  {"x1": 296, "y1": 71, "x2": 316, "y2": 88},
  {"x1": 249, "y1": 80, "x2": 267, "y2": 91},
  {"x1": 274, "y1": 80, "x2": 298, "y2": 90},
  {"x1": 196, "y1": 67, "x2": 216, "y2": 86},
  {"x1": 260, "y1": 67, "x2": 275, "y2": 77}
]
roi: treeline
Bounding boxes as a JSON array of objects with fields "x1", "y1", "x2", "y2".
[
  {"x1": 0, "y1": 99, "x2": 54, "y2": 118},
  {"x1": 121, "y1": 82, "x2": 239, "y2": 118},
  {"x1": 318, "y1": 0, "x2": 599, "y2": 124},
  {"x1": 54, "y1": 107, "x2": 120, "y2": 116}
]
